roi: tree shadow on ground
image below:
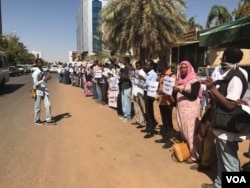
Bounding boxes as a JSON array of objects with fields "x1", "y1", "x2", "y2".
[
  {"x1": 53, "y1": 112, "x2": 72, "y2": 122},
  {"x1": 0, "y1": 84, "x2": 25, "y2": 96}
]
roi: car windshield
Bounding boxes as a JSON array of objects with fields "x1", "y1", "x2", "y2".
[
  {"x1": 197, "y1": 68, "x2": 215, "y2": 77},
  {"x1": 197, "y1": 70, "x2": 206, "y2": 76}
]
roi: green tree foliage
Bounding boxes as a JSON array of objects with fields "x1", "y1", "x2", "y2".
[
  {"x1": 188, "y1": 16, "x2": 203, "y2": 30},
  {"x1": 206, "y1": 5, "x2": 232, "y2": 28},
  {"x1": 233, "y1": 0, "x2": 250, "y2": 19},
  {"x1": 0, "y1": 34, "x2": 35, "y2": 65},
  {"x1": 99, "y1": 0, "x2": 188, "y2": 61}
]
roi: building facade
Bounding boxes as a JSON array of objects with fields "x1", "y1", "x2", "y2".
[
  {"x1": 31, "y1": 50, "x2": 42, "y2": 59},
  {"x1": 76, "y1": 0, "x2": 107, "y2": 59},
  {"x1": 69, "y1": 51, "x2": 79, "y2": 62}
]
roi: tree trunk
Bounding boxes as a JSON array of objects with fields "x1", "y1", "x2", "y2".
[{"x1": 139, "y1": 47, "x2": 147, "y2": 62}]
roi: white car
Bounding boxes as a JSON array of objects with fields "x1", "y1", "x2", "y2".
[
  {"x1": 31, "y1": 65, "x2": 38, "y2": 72},
  {"x1": 49, "y1": 65, "x2": 58, "y2": 73},
  {"x1": 16, "y1": 65, "x2": 24, "y2": 74},
  {"x1": 197, "y1": 67, "x2": 215, "y2": 81},
  {"x1": 42, "y1": 66, "x2": 49, "y2": 72}
]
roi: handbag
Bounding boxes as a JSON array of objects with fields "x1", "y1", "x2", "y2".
[
  {"x1": 170, "y1": 138, "x2": 191, "y2": 162},
  {"x1": 30, "y1": 72, "x2": 44, "y2": 99},
  {"x1": 29, "y1": 88, "x2": 36, "y2": 98},
  {"x1": 197, "y1": 118, "x2": 211, "y2": 141},
  {"x1": 196, "y1": 106, "x2": 212, "y2": 141},
  {"x1": 212, "y1": 105, "x2": 250, "y2": 133}
]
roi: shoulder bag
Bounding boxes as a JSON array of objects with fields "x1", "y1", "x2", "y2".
[
  {"x1": 30, "y1": 88, "x2": 36, "y2": 98},
  {"x1": 213, "y1": 105, "x2": 250, "y2": 133},
  {"x1": 30, "y1": 71, "x2": 44, "y2": 99},
  {"x1": 212, "y1": 67, "x2": 250, "y2": 133}
]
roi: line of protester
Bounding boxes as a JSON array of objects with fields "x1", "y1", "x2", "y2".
[{"x1": 57, "y1": 46, "x2": 250, "y2": 188}]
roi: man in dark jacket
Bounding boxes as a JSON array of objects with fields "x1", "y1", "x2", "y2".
[
  {"x1": 202, "y1": 46, "x2": 249, "y2": 188},
  {"x1": 120, "y1": 57, "x2": 132, "y2": 122}
]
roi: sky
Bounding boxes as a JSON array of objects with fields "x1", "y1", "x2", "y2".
[{"x1": 2, "y1": 0, "x2": 241, "y2": 63}]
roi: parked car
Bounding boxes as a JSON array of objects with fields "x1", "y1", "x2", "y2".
[
  {"x1": 42, "y1": 66, "x2": 49, "y2": 72},
  {"x1": 19, "y1": 65, "x2": 29, "y2": 74},
  {"x1": 24, "y1": 64, "x2": 32, "y2": 73},
  {"x1": 31, "y1": 65, "x2": 38, "y2": 72},
  {"x1": 198, "y1": 65, "x2": 250, "y2": 88},
  {"x1": 9, "y1": 66, "x2": 20, "y2": 77},
  {"x1": 16, "y1": 65, "x2": 25, "y2": 75},
  {"x1": 49, "y1": 65, "x2": 58, "y2": 73},
  {"x1": 197, "y1": 67, "x2": 216, "y2": 81}
]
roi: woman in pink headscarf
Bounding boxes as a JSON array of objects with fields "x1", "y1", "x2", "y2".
[{"x1": 173, "y1": 60, "x2": 202, "y2": 164}]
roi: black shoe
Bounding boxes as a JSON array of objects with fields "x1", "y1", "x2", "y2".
[
  {"x1": 201, "y1": 183, "x2": 216, "y2": 188},
  {"x1": 154, "y1": 120, "x2": 158, "y2": 126},
  {"x1": 198, "y1": 164, "x2": 211, "y2": 172},
  {"x1": 190, "y1": 164, "x2": 199, "y2": 170},
  {"x1": 131, "y1": 122, "x2": 139, "y2": 125},
  {"x1": 155, "y1": 138, "x2": 165, "y2": 143},
  {"x1": 144, "y1": 133, "x2": 154, "y2": 139},
  {"x1": 243, "y1": 152, "x2": 250, "y2": 158},
  {"x1": 141, "y1": 129, "x2": 148, "y2": 133},
  {"x1": 34, "y1": 120, "x2": 43, "y2": 125},
  {"x1": 162, "y1": 141, "x2": 172, "y2": 149},
  {"x1": 184, "y1": 158, "x2": 198, "y2": 164},
  {"x1": 136, "y1": 125, "x2": 144, "y2": 129},
  {"x1": 46, "y1": 119, "x2": 56, "y2": 124},
  {"x1": 153, "y1": 130, "x2": 159, "y2": 135}
]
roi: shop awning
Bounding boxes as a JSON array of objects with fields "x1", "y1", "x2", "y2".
[
  {"x1": 198, "y1": 16, "x2": 250, "y2": 48},
  {"x1": 172, "y1": 41, "x2": 199, "y2": 47}
]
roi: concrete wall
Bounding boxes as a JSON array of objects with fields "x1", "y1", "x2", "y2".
[{"x1": 208, "y1": 48, "x2": 250, "y2": 66}]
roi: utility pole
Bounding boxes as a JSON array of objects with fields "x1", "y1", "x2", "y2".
[{"x1": 0, "y1": 0, "x2": 2, "y2": 35}]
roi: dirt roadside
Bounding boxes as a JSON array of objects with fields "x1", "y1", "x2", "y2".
[{"x1": 49, "y1": 78, "x2": 249, "y2": 188}]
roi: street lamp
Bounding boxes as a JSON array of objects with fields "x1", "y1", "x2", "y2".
[
  {"x1": 28, "y1": 42, "x2": 32, "y2": 52},
  {"x1": 0, "y1": 0, "x2": 2, "y2": 35}
]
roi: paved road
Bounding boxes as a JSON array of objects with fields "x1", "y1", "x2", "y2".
[{"x1": 0, "y1": 74, "x2": 249, "y2": 188}]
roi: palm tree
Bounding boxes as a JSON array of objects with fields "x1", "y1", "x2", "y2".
[
  {"x1": 206, "y1": 5, "x2": 232, "y2": 28},
  {"x1": 233, "y1": 0, "x2": 250, "y2": 19},
  {"x1": 188, "y1": 16, "x2": 203, "y2": 30},
  {"x1": 99, "y1": 0, "x2": 188, "y2": 61}
]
